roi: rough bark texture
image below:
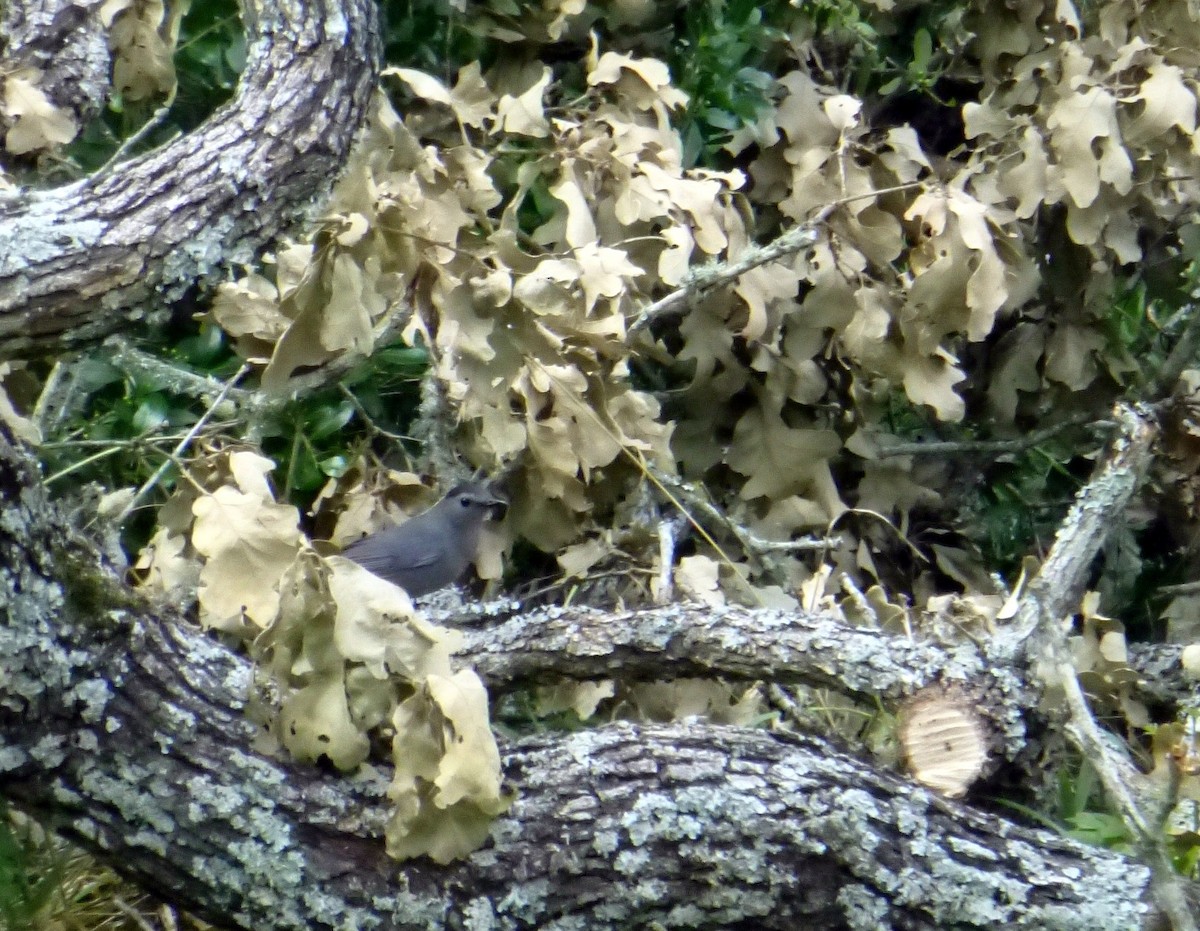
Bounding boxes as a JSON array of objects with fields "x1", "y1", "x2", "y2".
[
  {"x1": 1130, "y1": 641, "x2": 1200, "y2": 709},
  {"x1": 0, "y1": 0, "x2": 1189, "y2": 925},
  {"x1": 0, "y1": 0, "x2": 109, "y2": 136},
  {"x1": 0, "y1": 425, "x2": 1177, "y2": 930},
  {"x1": 0, "y1": 0, "x2": 380, "y2": 356},
  {"x1": 450, "y1": 600, "x2": 1036, "y2": 766}
]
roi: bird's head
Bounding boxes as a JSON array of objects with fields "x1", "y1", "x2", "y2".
[{"x1": 442, "y1": 482, "x2": 508, "y2": 526}]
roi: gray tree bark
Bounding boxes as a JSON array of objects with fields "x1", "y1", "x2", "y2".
[
  {"x1": 0, "y1": 0, "x2": 1189, "y2": 927},
  {"x1": 0, "y1": 0, "x2": 110, "y2": 137},
  {"x1": 0, "y1": 0, "x2": 380, "y2": 355},
  {"x1": 0, "y1": 424, "x2": 1174, "y2": 930}
]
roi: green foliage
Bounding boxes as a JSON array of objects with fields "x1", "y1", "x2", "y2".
[
  {"x1": 995, "y1": 757, "x2": 1134, "y2": 855},
  {"x1": 37, "y1": 333, "x2": 428, "y2": 552},
  {"x1": 1052, "y1": 759, "x2": 1134, "y2": 853},
  {"x1": 1100, "y1": 281, "x2": 1178, "y2": 391},
  {"x1": 382, "y1": 0, "x2": 486, "y2": 78},
  {"x1": 0, "y1": 799, "x2": 190, "y2": 930},
  {"x1": 1172, "y1": 827, "x2": 1200, "y2": 880},
  {"x1": 172, "y1": 0, "x2": 246, "y2": 130},
  {"x1": 261, "y1": 344, "x2": 428, "y2": 501},
  {"x1": 879, "y1": 390, "x2": 944, "y2": 441},
  {"x1": 878, "y1": 28, "x2": 946, "y2": 99},
  {"x1": 870, "y1": 393, "x2": 1095, "y2": 579},
  {"x1": 803, "y1": 0, "x2": 946, "y2": 99},
  {"x1": 962, "y1": 437, "x2": 1087, "y2": 574},
  {"x1": 67, "y1": 0, "x2": 244, "y2": 171},
  {"x1": 40, "y1": 324, "x2": 238, "y2": 478},
  {"x1": 668, "y1": 0, "x2": 791, "y2": 165},
  {"x1": 0, "y1": 800, "x2": 62, "y2": 931},
  {"x1": 1028, "y1": 748, "x2": 1200, "y2": 879}
]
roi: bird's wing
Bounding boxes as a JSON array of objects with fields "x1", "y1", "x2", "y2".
[{"x1": 341, "y1": 528, "x2": 444, "y2": 572}]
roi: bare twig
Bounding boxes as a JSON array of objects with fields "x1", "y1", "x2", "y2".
[
  {"x1": 875, "y1": 411, "x2": 1111, "y2": 458},
  {"x1": 839, "y1": 574, "x2": 878, "y2": 627},
  {"x1": 412, "y1": 367, "x2": 462, "y2": 482},
  {"x1": 111, "y1": 897, "x2": 158, "y2": 931},
  {"x1": 748, "y1": 535, "x2": 844, "y2": 553},
  {"x1": 647, "y1": 466, "x2": 838, "y2": 564},
  {"x1": 1159, "y1": 580, "x2": 1200, "y2": 596},
  {"x1": 628, "y1": 182, "x2": 922, "y2": 334},
  {"x1": 115, "y1": 364, "x2": 250, "y2": 523},
  {"x1": 94, "y1": 106, "x2": 175, "y2": 179},
  {"x1": 656, "y1": 517, "x2": 679, "y2": 604},
  {"x1": 629, "y1": 223, "x2": 820, "y2": 333},
  {"x1": 339, "y1": 384, "x2": 414, "y2": 443},
  {"x1": 106, "y1": 338, "x2": 254, "y2": 406},
  {"x1": 43, "y1": 444, "x2": 128, "y2": 485}
]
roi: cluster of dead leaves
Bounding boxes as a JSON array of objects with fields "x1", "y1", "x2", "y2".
[
  {"x1": 207, "y1": 0, "x2": 1200, "y2": 607},
  {"x1": 138, "y1": 450, "x2": 509, "y2": 863},
  {"x1": 141, "y1": 0, "x2": 1200, "y2": 857},
  {"x1": 212, "y1": 49, "x2": 724, "y2": 558},
  {"x1": 963, "y1": 0, "x2": 1200, "y2": 409}
]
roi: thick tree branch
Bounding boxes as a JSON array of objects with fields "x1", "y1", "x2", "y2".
[
  {"x1": 0, "y1": 0, "x2": 109, "y2": 140},
  {"x1": 0, "y1": 606, "x2": 1165, "y2": 931},
  {"x1": 0, "y1": 423, "x2": 1178, "y2": 929},
  {"x1": 0, "y1": 0, "x2": 380, "y2": 355},
  {"x1": 452, "y1": 601, "x2": 1036, "y2": 763}
]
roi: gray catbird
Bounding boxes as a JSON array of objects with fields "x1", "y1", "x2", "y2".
[{"x1": 341, "y1": 482, "x2": 506, "y2": 596}]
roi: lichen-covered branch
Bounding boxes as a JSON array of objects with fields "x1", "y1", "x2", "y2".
[
  {"x1": 0, "y1": 0, "x2": 380, "y2": 355},
  {"x1": 0, "y1": 607, "x2": 1165, "y2": 931},
  {"x1": 0, "y1": 423, "x2": 1178, "y2": 929},
  {"x1": 983, "y1": 403, "x2": 1195, "y2": 929},
  {"x1": 451, "y1": 600, "x2": 1035, "y2": 762},
  {"x1": 0, "y1": 0, "x2": 110, "y2": 143},
  {"x1": 1001, "y1": 403, "x2": 1158, "y2": 652}
]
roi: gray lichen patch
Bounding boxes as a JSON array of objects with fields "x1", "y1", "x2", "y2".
[
  {"x1": 69, "y1": 676, "x2": 113, "y2": 723},
  {"x1": 0, "y1": 744, "x2": 29, "y2": 771}
]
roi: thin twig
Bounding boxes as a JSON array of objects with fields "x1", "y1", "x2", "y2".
[
  {"x1": 839, "y1": 574, "x2": 878, "y2": 627},
  {"x1": 875, "y1": 411, "x2": 1111, "y2": 458},
  {"x1": 1159, "y1": 580, "x2": 1200, "y2": 596},
  {"x1": 94, "y1": 106, "x2": 174, "y2": 179},
  {"x1": 115, "y1": 364, "x2": 249, "y2": 523},
  {"x1": 107, "y1": 337, "x2": 254, "y2": 406},
  {"x1": 629, "y1": 223, "x2": 820, "y2": 333},
  {"x1": 43, "y1": 444, "x2": 128, "y2": 485},
  {"x1": 648, "y1": 465, "x2": 839, "y2": 563},
  {"x1": 111, "y1": 897, "x2": 158, "y2": 931},
  {"x1": 339, "y1": 384, "x2": 414, "y2": 443},
  {"x1": 656, "y1": 516, "x2": 680, "y2": 604},
  {"x1": 628, "y1": 182, "x2": 922, "y2": 334},
  {"x1": 40, "y1": 431, "x2": 233, "y2": 450},
  {"x1": 747, "y1": 535, "x2": 844, "y2": 553}
]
